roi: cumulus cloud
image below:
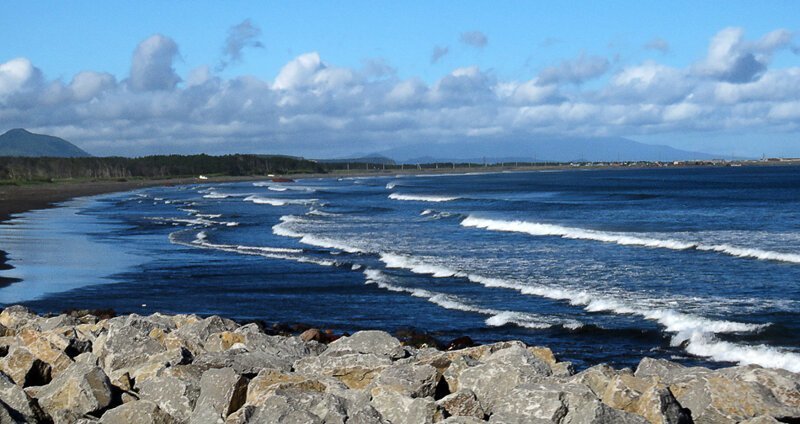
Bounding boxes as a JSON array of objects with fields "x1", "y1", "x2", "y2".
[
  {"x1": 694, "y1": 27, "x2": 793, "y2": 83},
  {"x1": 128, "y1": 34, "x2": 181, "y2": 91},
  {"x1": 644, "y1": 38, "x2": 670, "y2": 53},
  {"x1": 460, "y1": 31, "x2": 488, "y2": 48},
  {"x1": 219, "y1": 19, "x2": 263, "y2": 70},
  {"x1": 431, "y1": 45, "x2": 449, "y2": 64},
  {"x1": 0, "y1": 27, "x2": 799, "y2": 157},
  {"x1": 0, "y1": 58, "x2": 43, "y2": 98},
  {"x1": 537, "y1": 53, "x2": 610, "y2": 85}
]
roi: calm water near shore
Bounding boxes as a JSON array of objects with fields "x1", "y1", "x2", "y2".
[{"x1": 1, "y1": 166, "x2": 799, "y2": 371}]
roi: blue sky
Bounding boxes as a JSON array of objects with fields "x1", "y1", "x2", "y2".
[{"x1": 1, "y1": 1, "x2": 798, "y2": 157}]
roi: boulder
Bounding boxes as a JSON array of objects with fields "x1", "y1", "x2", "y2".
[
  {"x1": 371, "y1": 363, "x2": 440, "y2": 398},
  {"x1": 634, "y1": 358, "x2": 710, "y2": 384},
  {"x1": 668, "y1": 365, "x2": 800, "y2": 423},
  {"x1": 370, "y1": 387, "x2": 443, "y2": 424},
  {"x1": 293, "y1": 353, "x2": 392, "y2": 389},
  {"x1": 457, "y1": 361, "x2": 546, "y2": 413},
  {"x1": 436, "y1": 389, "x2": 484, "y2": 419},
  {"x1": 94, "y1": 317, "x2": 167, "y2": 375},
  {"x1": 484, "y1": 344, "x2": 552, "y2": 376},
  {"x1": 323, "y1": 331, "x2": 403, "y2": 359},
  {"x1": 0, "y1": 371, "x2": 49, "y2": 422},
  {"x1": 570, "y1": 364, "x2": 618, "y2": 397},
  {"x1": 138, "y1": 375, "x2": 198, "y2": 422},
  {"x1": 204, "y1": 331, "x2": 246, "y2": 352},
  {"x1": 36, "y1": 362, "x2": 113, "y2": 423},
  {"x1": 99, "y1": 400, "x2": 177, "y2": 424},
  {"x1": 0, "y1": 306, "x2": 37, "y2": 331},
  {"x1": 601, "y1": 372, "x2": 690, "y2": 424},
  {"x1": 173, "y1": 316, "x2": 239, "y2": 354},
  {"x1": 189, "y1": 367, "x2": 248, "y2": 423},
  {"x1": 246, "y1": 387, "x2": 348, "y2": 424},
  {"x1": 0, "y1": 345, "x2": 51, "y2": 387}
]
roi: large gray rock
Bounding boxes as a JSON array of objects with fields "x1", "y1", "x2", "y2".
[
  {"x1": 138, "y1": 375, "x2": 198, "y2": 422},
  {"x1": 174, "y1": 316, "x2": 238, "y2": 354},
  {"x1": 489, "y1": 382, "x2": 648, "y2": 424},
  {"x1": 457, "y1": 361, "x2": 546, "y2": 413},
  {"x1": 371, "y1": 363, "x2": 439, "y2": 398},
  {"x1": 36, "y1": 362, "x2": 113, "y2": 423},
  {"x1": 99, "y1": 400, "x2": 177, "y2": 424},
  {"x1": 293, "y1": 353, "x2": 392, "y2": 389},
  {"x1": 189, "y1": 367, "x2": 248, "y2": 423},
  {"x1": 484, "y1": 344, "x2": 552, "y2": 376},
  {"x1": 668, "y1": 365, "x2": 800, "y2": 423},
  {"x1": 635, "y1": 358, "x2": 711, "y2": 384},
  {"x1": 94, "y1": 316, "x2": 167, "y2": 375},
  {"x1": 245, "y1": 387, "x2": 348, "y2": 424},
  {"x1": 370, "y1": 387, "x2": 443, "y2": 424},
  {"x1": 436, "y1": 389, "x2": 484, "y2": 419},
  {"x1": 0, "y1": 371, "x2": 49, "y2": 422},
  {"x1": 323, "y1": 331, "x2": 403, "y2": 358},
  {"x1": 194, "y1": 349, "x2": 294, "y2": 374}
]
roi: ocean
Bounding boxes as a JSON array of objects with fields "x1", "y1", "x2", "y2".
[{"x1": 1, "y1": 165, "x2": 799, "y2": 372}]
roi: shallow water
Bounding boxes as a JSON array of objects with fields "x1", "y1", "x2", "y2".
[{"x1": 2, "y1": 165, "x2": 799, "y2": 371}]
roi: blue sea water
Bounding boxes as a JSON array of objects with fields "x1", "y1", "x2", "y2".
[{"x1": 2, "y1": 165, "x2": 800, "y2": 371}]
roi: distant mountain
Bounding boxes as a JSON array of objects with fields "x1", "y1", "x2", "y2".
[
  {"x1": 317, "y1": 154, "x2": 396, "y2": 165},
  {"x1": 377, "y1": 137, "x2": 723, "y2": 163},
  {"x1": 0, "y1": 129, "x2": 91, "y2": 157}
]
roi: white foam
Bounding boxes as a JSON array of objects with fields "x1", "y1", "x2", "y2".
[
  {"x1": 386, "y1": 181, "x2": 398, "y2": 189},
  {"x1": 244, "y1": 195, "x2": 317, "y2": 206},
  {"x1": 461, "y1": 216, "x2": 800, "y2": 264},
  {"x1": 272, "y1": 215, "x2": 363, "y2": 253},
  {"x1": 388, "y1": 193, "x2": 459, "y2": 202},
  {"x1": 682, "y1": 331, "x2": 800, "y2": 373},
  {"x1": 170, "y1": 230, "x2": 331, "y2": 267},
  {"x1": 307, "y1": 208, "x2": 339, "y2": 217},
  {"x1": 203, "y1": 192, "x2": 230, "y2": 199},
  {"x1": 268, "y1": 187, "x2": 288, "y2": 191},
  {"x1": 363, "y1": 269, "x2": 570, "y2": 329}
]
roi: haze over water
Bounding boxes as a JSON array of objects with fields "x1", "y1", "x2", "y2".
[{"x1": 2, "y1": 166, "x2": 799, "y2": 371}]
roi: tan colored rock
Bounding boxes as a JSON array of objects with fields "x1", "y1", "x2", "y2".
[
  {"x1": 0, "y1": 345, "x2": 51, "y2": 387},
  {"x1": 205, "y1": 331, "x2": 246, "y2": 352},
  {"x1": 294, "y1": 353, "x2": 391, "y2": 389},
  {"x1": 0, "y1": 306, "x2": 37, "y2": 331},
  {"x1": 99, "y1": 400, "x2": 177, "y2": 424},
  {"x1": 36, "y1": 362, "x2": 114, "y2": 423},
  {"x1": 602, "y1": 373, "x2": 690, "y2": 424},
  {"x1": 570, "y1": 363, "x2": 618, "y2": 397},
  {"x1": 436, "y1": 389, "x2": 484, "y2": 419},
  {"x1": 528, "y1": 346, "x2": 557, "y2": 366},
  {"x1": 669, "y1": 367, "x2": 800, "y2": 424}
]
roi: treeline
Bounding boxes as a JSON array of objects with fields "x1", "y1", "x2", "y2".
[{"x1": 0, "y1": 154, "x2": 326, "y2": 181}]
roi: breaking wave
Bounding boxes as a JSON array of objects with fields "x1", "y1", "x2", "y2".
[
  {"x1": 388, "y1": 193, "x2": 460, "y2": 202},
  {"x1": 363, "y1": 269, "x2": 579, "y2": 330},
  {"x1": 244, "y1": 195, "x2": 317, "y2": 206},
  {"x1": 460, "y1": 216, "x2": 800, "y2": 264},
  {"x1": 272, "y1": 215, "x2": 363, "y2": 253}
]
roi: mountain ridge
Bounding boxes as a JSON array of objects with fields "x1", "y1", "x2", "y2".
[{"x1": 0, "y1": 129, "x2": 91, "y2": 157}]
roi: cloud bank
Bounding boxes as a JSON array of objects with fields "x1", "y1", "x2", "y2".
[{"x1": 0, "y1": 27, "x2": 797, "y2": 156}]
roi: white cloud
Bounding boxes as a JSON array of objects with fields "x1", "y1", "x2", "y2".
[
  {"x1": 431, "y1": 46, "x2": 449, "y2": 63},
  {"x1": 694, "y1": 27, "x2": 794, "y2": 83},
  {"x1": 128, "y1": 34, "x2": 181, "y2": 92},
  {"x1": 0, "y1": 58, "x2": 43, "y2": 98}
]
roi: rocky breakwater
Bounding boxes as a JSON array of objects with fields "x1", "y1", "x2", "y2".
[{"x1": 0, "y1": 306, "x2": 798, "y2": 423}]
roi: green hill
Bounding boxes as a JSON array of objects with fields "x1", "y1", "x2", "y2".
[{"x1": 0, "y1": 129, "x2": 91, "y2": 157}]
